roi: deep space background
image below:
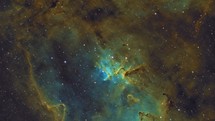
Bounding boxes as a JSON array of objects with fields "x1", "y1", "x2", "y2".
[{"x1": 0, "y1": 0, "x2": 215, "y2": 121}]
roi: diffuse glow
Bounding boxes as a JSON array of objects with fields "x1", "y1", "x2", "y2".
[{"x1": 1, "y1": 0, "x2": 215, "y2": 120}]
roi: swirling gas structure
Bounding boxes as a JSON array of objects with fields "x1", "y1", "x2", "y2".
[{"x1": 0, "y1": 0, "x2": 215, "y2": 121}]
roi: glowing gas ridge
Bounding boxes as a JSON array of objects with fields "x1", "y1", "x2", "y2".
[{"x1": 96, "y1": 49, "x2": 130, "y2": 83}]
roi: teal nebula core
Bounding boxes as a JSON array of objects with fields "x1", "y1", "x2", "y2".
[{"x1": 31, "y1": 35, "x2": 160, "y2": 120}]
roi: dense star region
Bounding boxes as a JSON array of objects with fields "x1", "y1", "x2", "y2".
[{"x1": 0, "y1": 0, "x2": 215, "y2": 121}]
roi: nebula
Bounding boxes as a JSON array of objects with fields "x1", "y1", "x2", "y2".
[{"x1": 0, "y1": 0, "x2": 215, "y2": 121}]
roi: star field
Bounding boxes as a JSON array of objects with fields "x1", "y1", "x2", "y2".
[{"x1": 0, "y1": 0, "x2": 215, "y2": 121}]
